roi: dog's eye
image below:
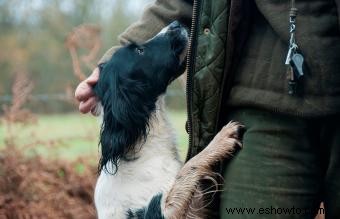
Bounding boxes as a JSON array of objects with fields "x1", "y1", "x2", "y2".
[{"x1": 135, "y1": 47, "x2": 144, "y2": 55}]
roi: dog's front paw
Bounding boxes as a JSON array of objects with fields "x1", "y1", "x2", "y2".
[
  {"x1": 221, "y1": 121, "x2": 245, "y2": 144},
  {"x1": 207, "y1": 121, "x2": 245, "y2": 158}
]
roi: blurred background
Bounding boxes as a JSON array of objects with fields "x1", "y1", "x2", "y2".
[{"x1": 0, "y1": 0, "x2": 187, "y2": 218}]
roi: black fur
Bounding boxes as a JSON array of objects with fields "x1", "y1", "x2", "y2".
[
  {"x1": 93, "y1": 21, "x2": 188, "y2": 173},
  {"x1": 127, "y1": 194, "x2": 165, "y2": 219}
]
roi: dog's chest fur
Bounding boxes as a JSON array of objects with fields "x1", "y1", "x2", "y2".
[{"x1": 94, "y1": 99, "x2": 182, "y2": 219}]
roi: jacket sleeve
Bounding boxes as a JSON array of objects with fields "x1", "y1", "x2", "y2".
[{"x1": 98, "y1": 0, "x2": 193, "y2": 64}]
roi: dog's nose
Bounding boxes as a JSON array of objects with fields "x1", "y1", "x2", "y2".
[{"x1": 169, "y1": 21, "x2": 181, "y2": 30}]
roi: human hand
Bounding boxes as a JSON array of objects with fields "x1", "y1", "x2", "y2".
[{"x1": 74, "y1": 67, "x2": 100, "y2": 115}]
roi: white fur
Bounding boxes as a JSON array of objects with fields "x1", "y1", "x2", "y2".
[{"x1": 94, "y1": 97, "x2": 182, "y2": 219}]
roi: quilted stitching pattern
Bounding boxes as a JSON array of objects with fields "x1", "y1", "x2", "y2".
[{"x1": 191, "y1": 0, "x2": 229, "y2": 155}]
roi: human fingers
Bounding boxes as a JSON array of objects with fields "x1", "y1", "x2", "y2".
[
  {"x1": 86, "y1": 67, "x2": 100, "y2": 86},
  {"x1": 78, "y1": 96, "x2": 98, "y2": 114},
  {"x1": 74, "y1": 67, "x2": 100, "y2": 102},
  {"x1": 75, "y1": 80, "x2": 94, "y2": 102}
]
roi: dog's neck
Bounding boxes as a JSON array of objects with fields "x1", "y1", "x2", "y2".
[{"x1": 123, "y1": 95, "x2": 179, "y2": 161}]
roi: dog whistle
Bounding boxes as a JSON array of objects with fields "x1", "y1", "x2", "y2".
[{"x1": 290, "y1": 53, "x2": 304, "y2": 79}]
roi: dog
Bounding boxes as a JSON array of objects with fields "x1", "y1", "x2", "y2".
[{"x1": 92, "y1": 21, "x2": 244, "y2": 219}]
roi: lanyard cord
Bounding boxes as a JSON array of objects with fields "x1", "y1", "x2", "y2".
[
  {"x1": 289, "y1": 0, "x2": 298, "y2": 47},
  {"x1": 286, "y1": 0, "x2": 299, "y2": 95}
]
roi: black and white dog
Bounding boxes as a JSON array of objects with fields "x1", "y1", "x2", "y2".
[{"x1": 93, "y1": 21, "x2": 243, "y2": 219}]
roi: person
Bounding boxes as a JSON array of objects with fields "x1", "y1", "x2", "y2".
[{"x1": 75, "y1": 0, "x2": 340, "y2": 218}]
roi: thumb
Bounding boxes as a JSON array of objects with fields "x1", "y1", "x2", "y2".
[{"x1": 86, "y1": 67, "x2": 100, "y2": 86}]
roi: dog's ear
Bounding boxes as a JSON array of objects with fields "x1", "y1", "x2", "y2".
[{"x1": 94, "y1": 66, "x2": 158, "y2": 174}]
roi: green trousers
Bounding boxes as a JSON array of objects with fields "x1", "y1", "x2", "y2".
[{"x1": 220, "y1": 108, "x2": 339, "y2": 219}]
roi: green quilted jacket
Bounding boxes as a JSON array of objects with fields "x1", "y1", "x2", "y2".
[{"x1": 185, "y1": 0, "x2": 251, "y2": 160}]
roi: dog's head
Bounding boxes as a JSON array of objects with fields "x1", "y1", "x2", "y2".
[{"x1": 93, "y1": 21, "x2": 188, "y2": 173}]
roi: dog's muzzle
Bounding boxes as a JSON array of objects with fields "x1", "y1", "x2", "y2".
[
  {"x1": 160, "y1": 21, "x2": 189, "y2": 64},
  {"x1": 160, "y1": 21, "x2": 188, "y2": 38}
]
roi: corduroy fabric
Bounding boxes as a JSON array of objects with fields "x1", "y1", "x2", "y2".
[{"x1": 220, "y1": 107, "x2": 340, "y2": 219}]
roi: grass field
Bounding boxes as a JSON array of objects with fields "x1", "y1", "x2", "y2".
[{"x1": 0, "y1": 110, "x2": 189, "y2": 161}]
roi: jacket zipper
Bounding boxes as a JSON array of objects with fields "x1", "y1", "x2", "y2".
[{"x1": 185, "y1": 0, "x2": 201, "y2": 161}]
